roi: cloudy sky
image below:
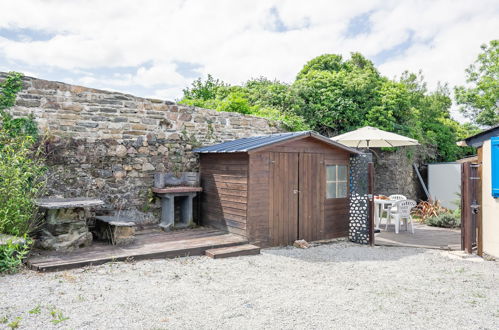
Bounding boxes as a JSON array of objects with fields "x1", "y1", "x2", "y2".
[{"x1": 0, "y1": 0, "x2": 497, "y2": 120}]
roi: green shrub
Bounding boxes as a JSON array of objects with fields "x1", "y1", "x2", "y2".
[
  {"x1": 0, "y1": 237, "x2": 31, "y2": 273},
  {"x1": 0, "y1": 131, "x2": 45, "y2": 236},
  {"x1": 426, "y1": 212, "x2": 461, "y2": 228},
  {"x1": 0, "y1": 72, "x2": 45, "y2": 237}
]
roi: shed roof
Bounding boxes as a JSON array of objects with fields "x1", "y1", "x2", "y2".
[
  {"x1": 193, "y1": 131, "x2": 362, "y2": 154},
  {"x1": 457, "y1": 124, "x2": 499, "y2": 148}
]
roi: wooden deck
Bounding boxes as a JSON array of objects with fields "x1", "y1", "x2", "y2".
[
  {"x1": 375, "y1": 222, "x2": 461, "y2": 250},
  {"x1": 28, "y1": 227, "x2": 247, "y2": 272}
]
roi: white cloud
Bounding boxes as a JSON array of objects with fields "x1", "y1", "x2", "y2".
[{"x1": 0, "y1": 0, "x2": 497, "y2": 119}]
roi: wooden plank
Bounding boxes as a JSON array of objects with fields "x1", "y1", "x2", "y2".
[
  {"x1": 461, "y1": 162, "x2": 474, "y2": 253},
  {"x1": 201, "y1": 174, "x2": 247, "y2": 184},
  {"x1": 201, "y1": 179, "x2": 247, "y2": 191},
  {"x1": 205, "y1": 244, "x2": 260, "y2": 259},
  {"x1": 269, "y1": 152, "x2": 275, "y2": 245},
  {"x1": 247, "y1": 152, "x2": 270, "y2": 244},
  {"x1": 199, "y1": 164, "x2": 248, "y2": 172},
  {"x1": 202, "y1": 188, "x2": 248, "y2": 197},
  {"x1": 200, "y1": 153, "x2": 248, "y2": 165},
  {"x1": 476, "y1": 148, "x2": 483, "y2": 256},
  {"x1": 202, "y1": 198, "x2": 247, "y2": 210},
  {"x1": 203, "y1": 209, "x2": 246, "y2": 222},
  {"x1": 207, "y1": 222, "x2": 247, "y2": 237},
  {"x1": 201, "y1": 202, "x2": 247, "y2": 216}
]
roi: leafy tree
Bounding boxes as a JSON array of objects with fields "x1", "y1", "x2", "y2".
[
  {"x1": 180, "y1": 53, "x2": 477, "y2": 161},
  {"x1": 182, "y1": 74, "x2": 227, "y2": 102},
  {"x1": 292, "y1": 53, "x2": 383, "y2": 136},
  {"x1": 455, "y1": 40, "x2": 499, "y2": 126},
  {"x1": 180, "y1": 76, "x2": 309, "y2": 130}
]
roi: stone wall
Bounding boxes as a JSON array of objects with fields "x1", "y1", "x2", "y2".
[
  {"x1": 372, "y1": 147, "x2": 426, "y2": 201},
  {"x1": 4, "y1": 73, "x2": 282, "y2": 222}
]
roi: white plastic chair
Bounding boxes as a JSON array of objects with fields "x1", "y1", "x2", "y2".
[
  {"x1": 385, "y1": 199, "x2": 416, "y2": 234},
  {"x1": 388, "y1": 194, "x2": 407, "y2": 201},
  {"x1": 379, "y1": 195, "x2": 407, "y2": 226}
]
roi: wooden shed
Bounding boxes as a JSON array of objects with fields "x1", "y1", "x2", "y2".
[{"x1": 194, "y1": 131, "x2": 362, "y2": 247}]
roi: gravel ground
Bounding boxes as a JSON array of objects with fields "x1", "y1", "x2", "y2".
[{"x1": 1, "y1": 242, "x2": 498, "y2": 330}]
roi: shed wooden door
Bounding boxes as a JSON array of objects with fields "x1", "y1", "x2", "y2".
[
  {"x1": 269, "y1": 152, "x2": 325, "y2": 245},
  {"x1": 298, "y1": 153, "x2": 324, "y2": 241},
  {"x1": 269, "y1": 152, "x2": 299, "y2": 246}
]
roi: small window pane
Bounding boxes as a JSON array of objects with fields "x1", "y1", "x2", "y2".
[
  {"x1": 337, "y1": 182, "x2": 347, "y2": 198},
  {"x1": 327, "y1": 182, "x2": 336, "y2": 198},
  {"x1": 338, "y1": 165, "x2": 347, "y2": 181},
  {"x1": 327, "y1": 165, "x2": 336, "y2": 181}
]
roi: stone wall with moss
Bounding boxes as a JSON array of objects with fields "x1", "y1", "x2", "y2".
[{"x1": 6, "y1": 74, "x2": 283, "y2": 222}]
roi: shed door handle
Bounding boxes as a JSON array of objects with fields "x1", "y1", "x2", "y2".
[{"x1": 293, "y1": 189, "x2": 299, "y2": 194}]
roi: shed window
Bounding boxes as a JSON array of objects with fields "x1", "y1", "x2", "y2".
[{"x1": 326, "y1": 165, "x2": 348, "y2": 198}]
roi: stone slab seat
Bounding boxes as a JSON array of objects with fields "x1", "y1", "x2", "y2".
[
  {"x1": 35, "y1": 197, "x2": 105, "y2": 251},
  {"x1": 205, "y1": 244, "x2": 261, "y2": 259},
  {"x1": 94, "y1": 216, "x2": 137, "y2": 246},
  {"x1": 36, "y1": 197, "x2": 105, "y2": 209}
]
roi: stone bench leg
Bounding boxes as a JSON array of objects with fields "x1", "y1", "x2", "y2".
[{"x1": 159, "y1": 196, "x2": 174, "y2": 230}]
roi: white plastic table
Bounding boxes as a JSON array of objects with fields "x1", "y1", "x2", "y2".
[{"x1": 374, "y1": 199, "x2": 396, "y2": 230}]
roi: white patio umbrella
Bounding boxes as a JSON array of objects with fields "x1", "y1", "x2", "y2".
[{"x1": 331, "y1": 126, "x2": 419, "y2": 148}]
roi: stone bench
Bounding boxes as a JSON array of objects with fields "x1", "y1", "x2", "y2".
[
  {"x1": 36, "y1": 198, "x2": 104, "y2": 251},
  {"x1": 94, "y1": 216, "x2": 136, "y2": 245}
]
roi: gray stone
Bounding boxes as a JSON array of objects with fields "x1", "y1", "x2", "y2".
[
  {"x1": 142, "y1": 163, "x2": 155, "y2": 171},
  {"x1": 115, "y1": 145, "x2": 127, "y2": 157}
]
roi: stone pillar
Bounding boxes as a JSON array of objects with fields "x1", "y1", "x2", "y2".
[
  {"x1": 38, "y1": 207, "x2": 93, "y2": 250},
  {"x1": 349, "y1": 153, "x2": 372, "y2": 244},
  {"x1": 159, "y1": 196, "x2": 175, "y2": 230},
  {"x1": 179, "y1": 194, "x2": 195, "y2": 227}
]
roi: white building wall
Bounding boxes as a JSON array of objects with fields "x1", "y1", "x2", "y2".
[
  {"x1": 481, "y1": 140, "x2": 499, "y2": 258},
  {"x1": 428, "y1": 163, "x2": 461, "y2": 210}
]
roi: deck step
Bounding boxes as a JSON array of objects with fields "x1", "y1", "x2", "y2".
[{"x1": 205, "y1": 244, "x2": 260, "y2": 259}]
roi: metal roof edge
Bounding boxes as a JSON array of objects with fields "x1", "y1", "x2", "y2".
[{"x1": 193, "y1": 130, "x2": 362, "y2": 154}]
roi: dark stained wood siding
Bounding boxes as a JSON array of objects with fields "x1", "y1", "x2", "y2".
[
  {"x1": 247, "y1": 152, "x2": 271, "y2": 244},
  {"x1": 199, "y1": 153, "x2": 248, "y2": 237}
]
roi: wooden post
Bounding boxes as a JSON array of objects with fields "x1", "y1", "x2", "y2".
[
  {"x1": 368, "y1": 162, "x2": 375, "y2": 246},
  {"x1": 476, "y1": 148, "x2": 483, "y2": 256},
  {"x1": 461, "y1": 162, "x2": 473, "y2": 254}
]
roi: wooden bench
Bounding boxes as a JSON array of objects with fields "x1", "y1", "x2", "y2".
[{"x1": 94, "y1": 216, "x2": 136, "y2": 245}]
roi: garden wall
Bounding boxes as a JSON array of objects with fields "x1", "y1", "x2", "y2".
[
  {"x1": 4, "y1": 73, "x2": 282, "y2": 222},
  {"x1": 373, "y1": 147, "x2": 426, "y2": 201}
]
